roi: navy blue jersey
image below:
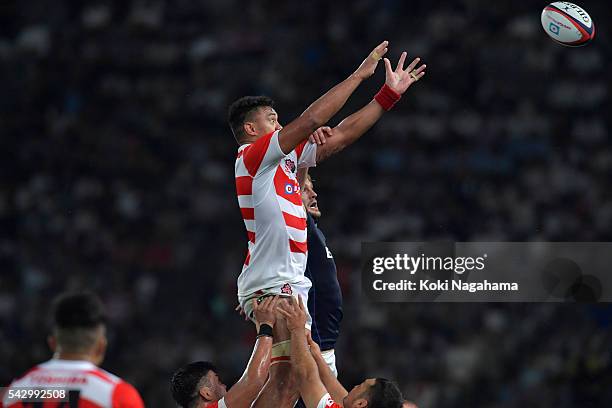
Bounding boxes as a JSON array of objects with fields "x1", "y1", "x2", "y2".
[{"x1": 305, "y1": 213, "x2": 343, "y2": 351}]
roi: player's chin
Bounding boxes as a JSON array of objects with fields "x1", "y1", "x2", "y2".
[{"x1": 307, "y1": 207, "x2": 321, "y2": 218}]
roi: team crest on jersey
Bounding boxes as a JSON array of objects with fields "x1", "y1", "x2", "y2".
[
  {"x1": 283, "y1": 158, "x2": 296, "y2": 174},
  {"x1": 280, "y1": 283, "x2": 293, "y2": 295},
  {"x1": 284, "y1": 182, "x2": 300, "y2": 195}
]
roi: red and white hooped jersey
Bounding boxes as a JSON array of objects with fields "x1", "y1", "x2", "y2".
[
  {"x1": 208, "y1": 397, "x2": 227, "y2": 408},
  {"x1": 1, "y1": 359, "x2": 144, "y2": 408},
  {"x1": 317, "y1": 393, "x2": 342, "y2": 408},
  {"x1": 235, "y1": 130, "x2": 317, "y2": 297}
]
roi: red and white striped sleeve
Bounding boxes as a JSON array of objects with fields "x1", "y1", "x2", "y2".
[
  {"x1": 295, "y1": 140, "x2": 317, "y2": 169},
  {"x1": 111, "y1": 381, "x2": 144, "y2": 408},
  {"x1": 242, "y1": 130, "x2": 286, "y2": 177},
  {"x1": 317, "y1": 393, "x2": 342, "y2": 408}
]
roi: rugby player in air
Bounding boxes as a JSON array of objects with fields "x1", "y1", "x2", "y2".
[
  {"x1": 1, "y1": 292, "x2": 144, "y2": 408},
  {"x1": 279, "y1": 296, "x2": 404, "y2": 408},
  {"x1": 170, "y1": 296, "x2": 279, "y2": 408},
  {"x1": 229, "y1": 40, "x2": 425, "y2": 407}
]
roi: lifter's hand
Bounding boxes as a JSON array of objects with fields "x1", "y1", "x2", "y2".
[
  {"x1": 253, "y1": 295, "x2": 279, "y2": 329},
  {"x1": 383, "y1": 53, "x2": 426, "y2": 95},
  {"x1": 234, "y1": 303, "x2": 249, "y2": 321},
  {"x1": 277, "y1": 295, "x2": 307, "y2": 333},
  {"x1": 306, "y1": 331, "x2": 322, "y2": 358},
  {"x1": 353, "y1": 41, "x2": 389, "y2": 81},
  {"x1": 309, "y1": 126, "x2": 333, "y2": 145}
]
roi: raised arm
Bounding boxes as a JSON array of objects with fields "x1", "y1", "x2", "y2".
[
  {"x1": 314, "y1": 53, "x2": 427, "y2": 162},
  {"x1": 225, "y1": 296, "x2": 279, "y2": 408},
  {"x1": 278, "y1": 297, "x2": 331, "y2": 408},
  {"x1": 277, "y1": 41, "x2": 389, "y2": 154},
  {"x1": 306, "y1": 332, "x2": 348, "y2": 403}
]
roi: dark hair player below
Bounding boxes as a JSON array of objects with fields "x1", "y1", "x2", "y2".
[{"x1": 2, "y1": 292, "x2": 144, "y2": 407}]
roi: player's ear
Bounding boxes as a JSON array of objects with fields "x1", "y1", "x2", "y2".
[
  {"x1": 244, "y1": 121, "x2": 257, "y2": 137},
  {"x1": 198, "y1": 386, "x2": 214, "y2": 401},
  {"x1": 47, "y1": 335, "x2": 57, "y2": 352},
  {"x1": 93, "y1": 327, "x2": 108, "y2": 365},
  {"x1": 97, "y1": 333, "x2": 108, "y2": 356},
  {"x1": 354, "y1": 398, "x2": 369, "y2": 408}
]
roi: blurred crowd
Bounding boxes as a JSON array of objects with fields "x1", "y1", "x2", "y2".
[{"x1": 1, "y1": 0, "x2": 611, "y2": 407}]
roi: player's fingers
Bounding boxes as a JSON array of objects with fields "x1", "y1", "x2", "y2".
[
  {"x1": 277, "y1": 307, "x2": 292, "y2": 319},
  {"x1": 266, "y1": 295, "x2": 278, "y2": 310},
  {"x1": 417, "y1": 71, "x2": 426, "y2": 80},
  {"x1": 383, "y1": 58, "x2": 393, "y2": 77},
  {"x1": 252, "y1": 298, "x2": 259, "y2": 312},
  {"x1": 297, "y1": 295, "x2": 305, "y2": 311},
  {"x1": 309, "y1": 134, "x2": 316, "y2": 144},
  {"x1": 260, "y1": 296, "x2": 271, "y2": 310},
  {"x1": 314, "y1": 130, "x2": 326, "y2": 145},
  {"x1": 379, "y1": 46, "x2": 388, "y2": 59},
  {"x1": 397, "y1": 51, "x2": 407, "y2": 72},
  {"x1": 413, "y1": 64, "x2": 426, "y2": 75},
  {"x1": 277, "y1": 300, "x2": 293, "y2": 313},
  {"x1": 374, "y1": 40, "x2": 389, "y2": 53},
  {"x1": 370, "y1": 41, "x2": 387, "y2": 62},
  {"x1": 406, "y1": 57, "x2": 420, "y2": 73}
]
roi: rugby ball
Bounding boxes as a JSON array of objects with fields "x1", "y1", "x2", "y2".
[{"x1": 541, "y1": 2, "x2": 595, "y2": 46}]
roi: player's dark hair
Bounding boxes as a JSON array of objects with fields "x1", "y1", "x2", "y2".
[
  {"x1": 227, "y1": 96, "x2": 275, "y2": 143},
  {"x1": 365, "y1": 378, "x2": 403, "y2": 408},
  {"x1": 53, "y1": 292, "x2": 106, "y2": 329},
  {"x1": 52, "y1": 292, "x2": 107, "y2": 353},
  {"x1": 170, "y1": 361, "x2": 218, "y2": 408}
]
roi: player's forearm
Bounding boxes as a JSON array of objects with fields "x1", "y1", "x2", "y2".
[
  {"x1": 305, "y1": 74, "x2": 363, "y2": 128},
  {"x1": 315, "y1": 100, "x2": 385, "y2": 162},
  {"x1": 312, "y1": 352, "x2": 348, "y2": 402},
  {"x1": 335, "y1": 100, "x2": 385, "y2": 149},
  {"x1": 290, "y1": 329, "x2": 320, "y2": 386},
  {"x1": 241, "y1": 337, "x2": 273, "y2": 388},
  {"x1": 225, "y1": 337, "x2": 272, "y2": 408},
  {"x1": 279, "y1": 75, "x2": 363, "y2": 154}
]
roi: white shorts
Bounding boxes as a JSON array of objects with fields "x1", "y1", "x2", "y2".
[
  {"x1": 239, "y1": 280, "x2": 312, "y2": 330},
  {"x1": 321, "y1": 349, "x2": 338, "y2": 378}
]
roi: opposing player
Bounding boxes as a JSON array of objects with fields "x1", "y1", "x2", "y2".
[
  {"x1": 279, "y1": 296, "x2": 404, "y2": 408},
  {"x1": 300, "y1": 173, "x2": 342, "y2": 377},
  {"x1": 229, "y1": 40, "x2": 425, "y2": 406},
  {"x1": 1, "y1": 292, "x2": 144, "y2": 408},
  {"x1": 170, "y1": 296, "x2": 279, "y2": 408}
]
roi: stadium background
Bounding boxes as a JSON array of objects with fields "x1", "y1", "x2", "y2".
[{"x1": 2, "y1": 0, "x2": 612, "y2": 406}]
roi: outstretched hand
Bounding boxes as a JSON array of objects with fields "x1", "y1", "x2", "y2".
[
  {"x1": 277, "y1": 295, "x2": 307, "y2": 333},
  {"x1": 235, "y1": 303, "x2": 249, "y2": 321},
  {"x1": 353, "y1": 41, "x2": 389, "y2": 81},
  {"x1": 383, "y1": 53, "x2": 426, "y2": 95},
  {"x1": 252, "y1": 295, "x2": 279, "y2": 328}
]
